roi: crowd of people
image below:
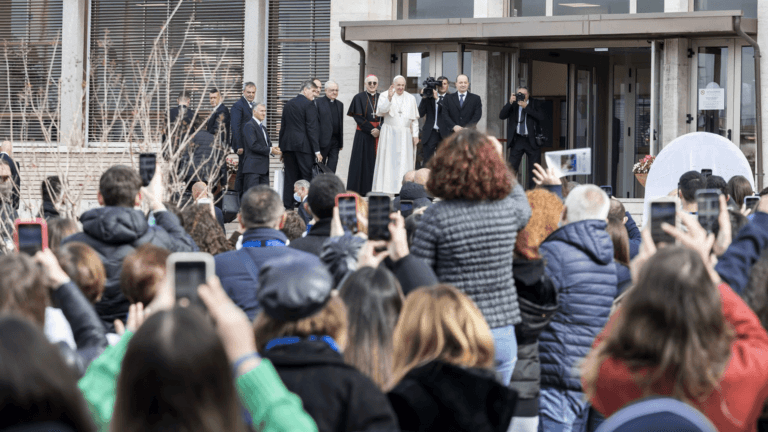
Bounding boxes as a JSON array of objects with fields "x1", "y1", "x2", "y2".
[{"x1": 3, "y1": 119, "x2": 768, "y2": 432}]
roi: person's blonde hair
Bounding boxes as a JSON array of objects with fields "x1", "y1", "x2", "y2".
[
  {"x1": 253, "y1": 296, "x2": 348, "y2": 354},
  {"x1": 387, "y1": 285, "x2": 494, "y2": 390}
]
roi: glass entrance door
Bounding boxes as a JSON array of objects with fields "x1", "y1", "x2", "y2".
[{"x1": 690, "y1": 39, "x2": 757, "y2": 177}]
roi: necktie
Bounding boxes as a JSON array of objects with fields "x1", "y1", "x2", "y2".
[
  {"x1": 260, "y1": 123, "x2": 269, "y2": 143},
  {"x1": 459, "y1": 94, "x2": 465, "y2": 108}
]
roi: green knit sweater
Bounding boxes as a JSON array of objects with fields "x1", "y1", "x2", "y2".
[{"x1": 77, "y1": 332, "x2": 318, "y2": 432}]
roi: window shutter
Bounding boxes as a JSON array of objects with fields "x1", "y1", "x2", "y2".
[
  {"x1": 87, "y1": 0, "x2": 245, "y2": 144},
  {"x1": 266, "y1": 0, "x2": 330, "y2": 139},
  {"x1": 0, "y1": 0, "x2": 63, "y2": 143}
]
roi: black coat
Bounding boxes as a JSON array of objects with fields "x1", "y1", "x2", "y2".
[
  {"x1": 0, "y1": 153, "x2": 20, "y2": 210},
  {"x1": 289, "y1": 216, "x2": 331, "y2": 257},
  {"x1": 316, "y1": 95, "x2": 344, "y2": 154},
  {"x1": 263, "y1": 340, "x2": 399, "y2": 432},
  {"x1": 179, "y1": 130, "x2": 226, "y2": 185},
  {"x1": 499, "y1": 100, "x2": 543, "y2": 148},
  {"x1": 242, "y1": 118, "x2": 272, "y2": 175},
  {"x1": 510, "y1": 258, "x2": 559, "y2": 416},
  {"x1": 388, "y1": 361, "x2": 517, "y2": 432},
  {"x1": 440, "y1": 92, "x2": 482, "y2": 138},
  {"x1": 63, "y1": 207, "x2": 197, "y2": 328},
  {"x1": 418, "y1": 93, "x2": 446, "y2": 143},
  {"x1": 279, "y1": 94, "x2": 320, "y2": 154},
  {"x1": 230, "y1": 96, "x2": 253, "y2": 151},
  {"x1": 206, "y1": 103, "x2": 231, "y2": 145}
]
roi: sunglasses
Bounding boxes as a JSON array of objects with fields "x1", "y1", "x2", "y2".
[
  {"x1": 366, "y1": 82, "x2": 378, "y2": 85},
  {"x1": 0, "y1": 176, "x2": 9, "y2": 183}
]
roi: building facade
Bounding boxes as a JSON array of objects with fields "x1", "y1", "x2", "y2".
[{"x1": 0, "y1": 0, "x2": 764, "y2": 204}]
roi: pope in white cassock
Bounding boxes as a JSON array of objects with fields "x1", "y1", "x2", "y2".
[{"x1": 372, "y1": 75, "x2": 420, "y2": 194}]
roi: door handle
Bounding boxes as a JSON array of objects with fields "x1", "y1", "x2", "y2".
[{"x1": 727, "y1": 129, "x2": 732, "y2": 140}]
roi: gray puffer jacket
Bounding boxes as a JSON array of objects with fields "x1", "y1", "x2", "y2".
[{"x1": 411, "y1": 184, "x2": 532, "y2": 328}]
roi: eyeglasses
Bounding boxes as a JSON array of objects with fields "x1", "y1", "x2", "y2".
[
  {"x1": 0, "y1": 176, "x2": 9, "y2": 183},
  {"x1": 366, "y1": 82, "x2": 378, "y2": 85}
]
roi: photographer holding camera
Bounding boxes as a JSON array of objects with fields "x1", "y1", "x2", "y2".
[
  {"x1": 418, "y1": 76, "x2": 449, "y2": 165},
  {"x1": 500, "y1": 87, "x2": 544, "y2": 189}
]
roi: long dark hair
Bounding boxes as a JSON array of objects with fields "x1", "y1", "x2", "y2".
[
  {"x1": 339, "y1": 267, "x2": 403, "y2": 389},
  {"x1": 605, "y1": 217, "x2": 630, "y2": 266},
  {"x1": 582, "y1": 247, "x2": 733, "y2": 402},
  {"x1": 0, "y1": 316, "x2": 95, "y2": 431},
  {"x1": 181, "y1": 205, "x2": 232, "y2": 255},
  {"x1": 112, "y1": 307, "x2": 247, "y2": 432},
  {"x1": 744, "y1": 250, "x2": 768, "y2": 329}
]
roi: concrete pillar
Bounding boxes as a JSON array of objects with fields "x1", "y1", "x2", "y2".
[
  {"x1": 664, "y1": 0, "x2": 688, "y2": 13},
  {"x1": 330, "y1": 0, "x2": 393, "y2": 183},
  {"x1": 244, "y1": 0, "x2": 267, "y2": 103},
  {"x1": 661, "y1": 38, "x2": 690, "y2": 148},
  {"x1": 60, "y1": 0, "x2": 87, "y2": 145},
  {"x1": 758, "y1": 0, "x2": 768, "y2": 189}
]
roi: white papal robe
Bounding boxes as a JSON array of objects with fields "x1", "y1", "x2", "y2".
[{"x1": 372, "y1": 92, "x2": 420, "y2": 194}]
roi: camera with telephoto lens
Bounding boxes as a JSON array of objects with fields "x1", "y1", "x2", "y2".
[
  {"x1": 422, "y1": 77, "x2": 441, "y2": 98},
  {"x1": 516, "y1": 92, "x2": 527, "y2": 103}
]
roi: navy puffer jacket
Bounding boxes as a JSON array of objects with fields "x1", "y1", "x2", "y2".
[{"x1": 538, "y1": 219, "x2": 618, "y2": 392}]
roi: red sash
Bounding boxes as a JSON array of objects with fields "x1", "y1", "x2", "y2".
[{"x1": 357, "y1": 121, "x2": 381, "y2": 153}]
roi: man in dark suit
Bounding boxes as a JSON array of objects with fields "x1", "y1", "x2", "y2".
[
  {"x1": 440, "y1": 74, "x2": 482, "y2": 139},
  {"x1": 500, "y1": 86, "x2": 544, "y2": 189},
  {"x1": 230, "y1": 82, "x2": 257, "y2": 197},
  {"x1": 0, "y1": 141, "x2": 20, "y2": 210},
  {"x1": 289, "y1": 174, "x2": 345, "y2": 257},
  {"x1": 279, "y1": 80, "x2": 322, "y2": 209},
  {"x1": 418, "y1": 76, "x2": 449, "y2": 166},
  {"x1": 163, "y1": 90, "x2": 197, "y2": 158},
  {"x1": 206, "y1": 87, "x2": 230, "y2": 146},
  {"x1": 315, "y1": 80, "x2": 344, "y2": 173},
  {"x1": 242, "y1": 103, "x2": 281, "y2": 192},
  {"x1": 214, "y1": 185, "x2": 313, "y2": 320}
]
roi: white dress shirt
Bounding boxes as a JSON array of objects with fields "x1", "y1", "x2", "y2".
[{"x1": 517, "y1": 105, "x2": 528, "y2": 136}]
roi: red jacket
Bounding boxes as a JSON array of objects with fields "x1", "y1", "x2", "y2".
[{"x1": 586, "y1": 283, "x2": 768, "y2": 432}]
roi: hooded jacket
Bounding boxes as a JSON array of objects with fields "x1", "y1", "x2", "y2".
[
  {"x1": 538, "y1": 220, "x2": 618, "y2": 392},
  {"x1": 63, "y1": 207, "x2": 196, "y2": 328},
  {"x1": 388, "y1": 361, "x2": 517, "y2": 432}
]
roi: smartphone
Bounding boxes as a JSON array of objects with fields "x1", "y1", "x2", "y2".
[
  {"x1": 599, "y1": 185, "x2": 612, "y2": 197},
  {"x1": 745, "y1": 195, "x2": 761, "y2": 211},
  {"x1": 696, "y1": 189, "x2": 721, "y2": 234},
  {"x1": 139, "y1": 153, "x2": 157, "y2": 187},
  {"x1": 166, "y1": 252, "x2": 215, "y2": 308},
  {"x1": 400, "y1": 199, "x2": 414, "y2": 219},
  {"x1": 650, "y1": 199, "x2": 679, "y2": 246},
  {"x1": 13, "y1": 219, "x2": 48, "y2": 255},
  {"x1": 335, "y1": 193, "x2": 361, "y2": 234},
  {"x1": 367, "y1": 193, "x2": 392, "y2": 241},
  {"x1": 700, "y1": 168, "x2": 713, "y2": 178}
]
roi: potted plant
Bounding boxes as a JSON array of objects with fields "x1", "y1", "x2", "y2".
[{"x1": 632, "y1": 155, "x2": 655, "y2": 187}]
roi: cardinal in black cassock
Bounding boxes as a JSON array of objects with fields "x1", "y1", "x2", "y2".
[{"x1": 346, "y1": 75, "x2": 382, "y2": 196}]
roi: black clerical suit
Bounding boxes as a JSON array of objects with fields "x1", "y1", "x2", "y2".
[
  {"x1": 440, "y1": 91, "x2": 482, "y2": 139},
  {"x1": 279, "y1": 94, "x2": 320, "y2": 209},
  {"x1": 206, "y1": 103, "x2": 231, "y2": 146},
  {"x1": 346, "y1": 91, "x2": 381, "y2": 196},
  {"x1": 242, "y1": 117, "x2": 273, "y2": 192},
  {"x1": 316, "y1": 95, "x2": 344, "y2": 173},
  {"x1": 418, "y1": 92, "x2": 448, "y2": 165},
  {"x1": 500, "y1": 99, "x2": 543, "y2": 189},
  {"x1": 230, "y1": 96, "x2": 255, "y2": 196},
  {"x1": 162, "y1": 105, "x2": 196, "y2": 159}
]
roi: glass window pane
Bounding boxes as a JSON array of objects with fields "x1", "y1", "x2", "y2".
[
  {"x1": 694, "y1": 0, "x2": 756, "y2": 19},
  {"x1": 554, "y1": 0, "x2": 628, "y2": 15},
  {"x1": 399, "y1": 0, "x2": 473, "y2": 19},
  {"x1": 741, "y1": 46, "x2": 756, "y2": 175},
  {"x1": 637, "y1": 0, "x2": 664, "y2": 13},
  {"x1": 696, "y1": 47, "x2": 728, "y2": 138},
  {"x1": 510, "y1": 0, "x2": 546, "y2": 16},
  {"x1": 402, "y1": 52, "x2": 430, "y2": 105},
  {"x1": 441, "y1": 51, "x2": 472, "y2": 93}
]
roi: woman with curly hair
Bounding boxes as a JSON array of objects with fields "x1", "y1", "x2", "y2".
[
  {"x1": 410, "y1": 128, "x2": 532, "y2": 385},
  {"x1": 181, "y1": 205, "x2": 233, "y2": 255}
]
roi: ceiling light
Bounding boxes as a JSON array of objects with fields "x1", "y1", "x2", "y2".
[{"x1": 559, "y1": 3, "x2": 601, "y2": 7}]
